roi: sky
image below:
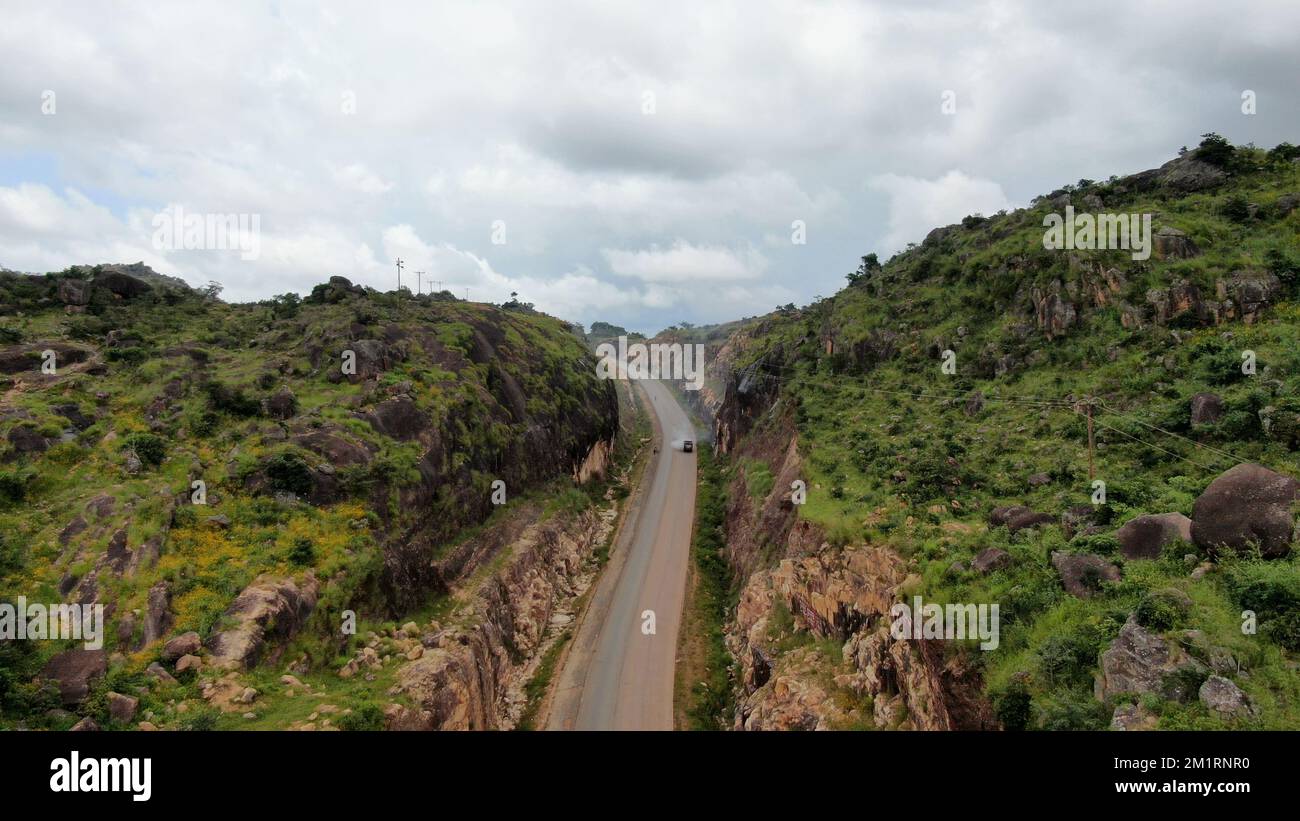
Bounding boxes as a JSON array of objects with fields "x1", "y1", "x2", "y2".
[{"x1": 1, "y1": 1, "x2": 1298, "y2": 334}]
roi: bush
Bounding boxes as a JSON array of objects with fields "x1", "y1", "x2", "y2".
[
  {"x1": 993, "y1": 682, "x2": 1032, "y2": 730},
  {"x1": 265, "y1": 452, "x2": 313, "y2": 496},
  {"x1": 337, "y1": 701, "x2": 385, "y2": 731},
  {"x1": 203, "y1": 381, "x2": 261, "y2": 417},
  {"x1": 0, "y1": 470, "x2": 32, "y2": 506},
  {"x1": 124, "y1": 433, "x2": 165, "y2": 467},
  {"x1": 1135, "y1": 588, "x2": 1190, "y2": 631},
  {"x1": 287, "y1": 536, "x2": 316, "y2": 566}
]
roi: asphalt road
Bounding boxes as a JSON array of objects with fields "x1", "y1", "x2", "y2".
[{"x1": 547, "y1": 379, "x2": 697, "y2": 730}]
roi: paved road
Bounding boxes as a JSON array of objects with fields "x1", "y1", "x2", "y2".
[{"x1": 548, "y1": 379, "x2": 697, "y2": 730}]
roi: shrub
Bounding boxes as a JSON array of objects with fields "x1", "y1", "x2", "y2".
[
  {"x1": 287, "y1": 536, "x2": 316, "y2": 566},
  {"x1": 0, "y1": 470, "x2": 32, "y2": 506},
  {"x1": 203, "y1": 381, "x2": 261, "y2": 417},
  {"x1": 265, "y1": 452, "x2": 313, "y2": 496},
  {"x1": 124, "y1": 433, "x2": 166, "y2": 467},
  {"x1": 1135, "y1": 588, "x2": 1190, "y2": 631},
  {"x1": 337, "y1": 701, "x2": 385, "y2": 731},
  {"x1": 993, "y1": 682, "x2": 1032, "y2": 730}
]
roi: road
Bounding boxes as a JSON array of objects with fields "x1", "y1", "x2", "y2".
[{"x1": 547, "y1": 379, "x2": 697, "y2": 730}]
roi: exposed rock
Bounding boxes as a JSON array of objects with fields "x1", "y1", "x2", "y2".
[
  {"x1": 161, "y1": 631, "x2": 202, "y2": 662},
  {"x1": 989, "y1": 505, "x2": 1055, "y2": 533},
  {"x1": 1027, "y1": 472, "x2": 1051, "y2": 487},
  {"x1": 1096, "y1": 616, "x2": 1207, "y2": 702},
  {"x1": 1199, "y1": 675, "x2": 1252, "y2": 719},
  {"x1": 1219, "y1": 270, "x2": 1280, "y2": 324},
  {"x1": 146, "y1": 662, "x2": 178, "y2": 685},
  {"x1": 264, "y1": 387, "x2": 297, "y2": 420},
  {"x1": 383, "y1": 702, "x2": 437, "y2": 731},
  {"x1": 175, "y1": 654, "x2": 202, "y2": 674},
  {"x1": 363, "y1": 396, "x2": 428, "y2": 441},
  {"x1": 1190, "y1": 392, "x2": 1224, "y2": 426},
  {"x1": 1051, "y1": 551, "x2": 1121, "y2": 598},
  {"x1": 971, "y1": 548, "x2": 1012, "y2": 574},
  {"x1": 1190, "y1": 463, "x2": 1300, "y2": 558},
  {"x1": 1110, "y1": 703, "x2": 1158, "y2": 731},
  {"x1": 141, "y1": 581, "x2": 174, "y2": 646},
  {"x1": 70, "y1": 717, "x2": 100, "y2": 732},
  {"x1": 964, "y1": 391, "x2": 984, "y2": 417},
  {"x1": 107, "y1": 692, "x2": 139, "y2": 723},
  {"x1": 39, "y1": 649, "x2": 107, "y2": 705},
  {"x1": 7, "y1": 425, "x2": 48, "y2": 455},
  {"x1": 1116, "y1": 512, "x2": 1193, "y2": 560},
  {"x1": 205, "y1": 574, "x2": 320, "y2": 669},
  {"x1": 1153, "y1": 226, "x2": 1199, "y2": 260}
]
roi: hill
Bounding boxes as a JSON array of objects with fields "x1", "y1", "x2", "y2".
[{"x1": 690, "y1": 136, "x2": 1300, "y2": 730}]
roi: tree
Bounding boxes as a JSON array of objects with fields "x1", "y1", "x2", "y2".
[
  {"x1": 201, "y1": 280, "x2": 224, "y2": 300},
  {"x1": 1195, "y1": 132, "x2": 1235, "y2": 169}
]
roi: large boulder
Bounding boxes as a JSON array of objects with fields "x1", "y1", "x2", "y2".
[
  {"x1": 39, "y1": 649, "x2": 107, "y2": 705},
  {"x1": 1198, "y1": 675, "x2": 1252, "y2": 719},
  {"x1": 1051, "y1": 551, "x2": 1120, "y2": 598},
  {"x1": 1095, "y1": 616, "x2": 1207, "y2": 702},
  {"x1": 989, "y1": 505, "x2": 1056, "y2": 533},
  {"x1": 971, "y1": 548, "x2": 1012, "y2": 574},
  {"x1": 1116, "y1": 513, "x2": 1193, "y2": 560},
  {"x1": 161, "y1": 631, "x2": 202, "y2": 662},
  {"x1": 1190, "y1": 392, "x2": 1224, "y2": 426},
  {"x1": 1191, "y1": 463, "x2": 1300, "y2": 558},
  {"x1": 107, "y1": 691, "x2": 139, "y2": 723}
]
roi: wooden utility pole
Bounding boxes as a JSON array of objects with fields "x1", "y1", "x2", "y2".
[
  {"x1": 415, "y1": 271, "x2": 426, "y2": 295},
  {"x1": 395, "y1": 257, "x2": 404, "y2": 292},
  {"x1": 1086, "y1": 398, "x2": 1096, "y2": 481}
]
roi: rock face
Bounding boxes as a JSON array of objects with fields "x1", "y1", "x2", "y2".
[
  {"x1": 1096, "y1": 616, "x2": 1206, "y2": 702},
  {"x1": 1116, "y1": 513, "x2": 1193, "y2": 560},
  {"x1": 39, "y1": 649, "x2": 107, "y2": 705},
  {"x1": 1110, "y1": 703, "x2": 1158, "y2": 731},
  {"x1": 205, "y1": 574, "x2": 320, "y2": 669},
  {"x1": 1190, "y1": 463, "x2": 1300, "y2": 558},
  {"x1": 390, "y1": 505, "x2": 614, "y2": 729},
  {"x1": 1190, "y1": 392, "x2": 1224, "y2": 426},
  {"x1": 729, "y1": 545, "x2": 996, "y2": 731},
  {"x1": 1051, "y1": 551, "x2": 1120, "y2": 598}
]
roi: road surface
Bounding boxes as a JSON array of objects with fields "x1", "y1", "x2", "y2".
[{"x1": 547, "y1": 379, "x2": 697, "y2": 730}]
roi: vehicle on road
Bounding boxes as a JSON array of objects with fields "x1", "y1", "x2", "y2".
[{"x1": 682, "y1": 439, "x2": 693, "y2": 452}]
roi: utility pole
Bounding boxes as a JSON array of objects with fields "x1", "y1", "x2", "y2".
[
  {"x1": 415, "y1": 271, "x2": 425, "y2": 295},
  {"x1": 1086, "y1": 397, "x2": 1096, "y2": 482},
  {"x1": 395, "y1": 257, "x2": 404, "y2": 292}
]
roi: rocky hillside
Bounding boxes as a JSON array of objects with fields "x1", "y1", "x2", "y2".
[
  {"x1": 0, "y1": 265, "x2": 621, "y2": 729},
  {"x1": 693, "y1": 137, "x2": 1300, "y2": 730}
]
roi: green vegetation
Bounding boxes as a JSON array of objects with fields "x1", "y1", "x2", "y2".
[
  {"x1": 0, "y1": 268, "x2": 617, "y2": 730},
  {"x1": 721, "y1": 138, "x2": 1300, "y2": 729},
  {"x1": 681, "y1": 444, "x2": 737, "y2": 729}
]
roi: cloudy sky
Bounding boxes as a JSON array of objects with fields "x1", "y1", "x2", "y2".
[{"x1": 2, "y1": 1, "x2": 1298, "y2": 333}]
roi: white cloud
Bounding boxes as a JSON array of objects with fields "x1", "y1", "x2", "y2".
[
  {"x1": 332, "y1": 163, "x2": 393, "y2": 195},
  {"x1": 869, "y1": 171, "x2": 1015, "y2": 252},
  {"x1": 602, "y1": 241, "x2": 767, "y2": 283}
]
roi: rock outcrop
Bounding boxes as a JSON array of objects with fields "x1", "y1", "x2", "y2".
[
  {"x1": 205, "y1": 574, "x2": 321, "y2": 669},
  {"x1": 1191, "y1": 463, "x2": 1299, "y2": 558}
]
